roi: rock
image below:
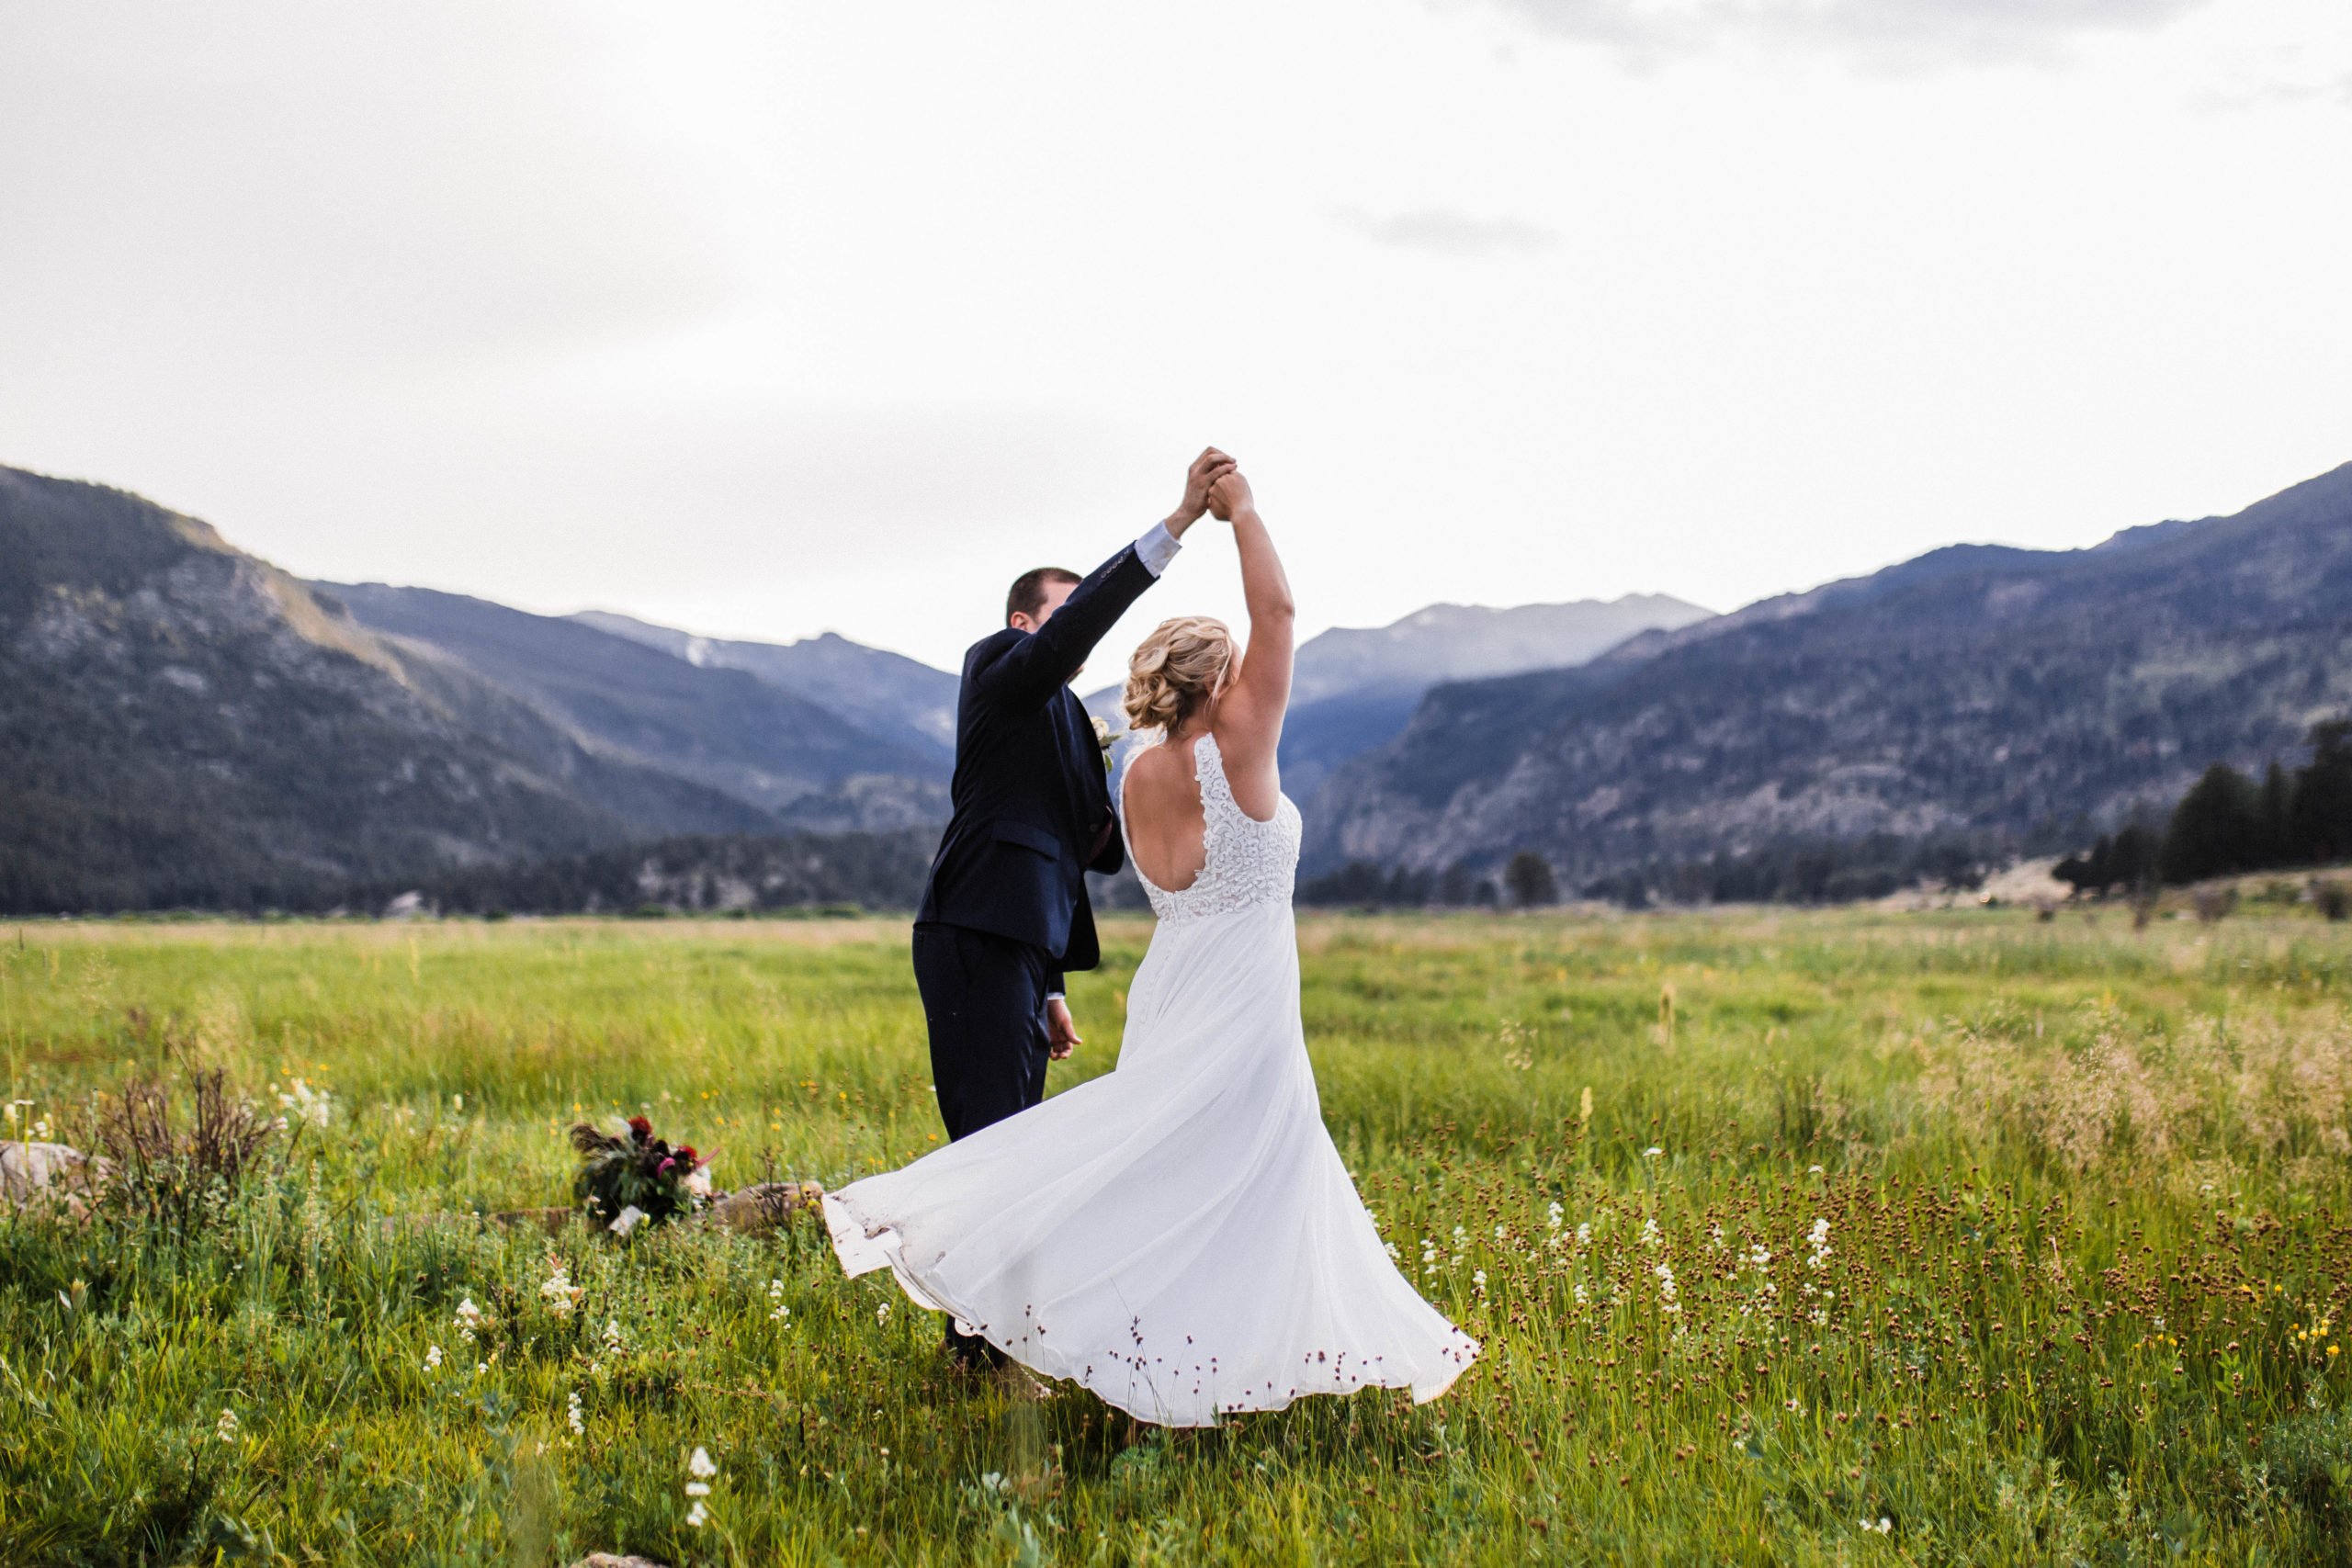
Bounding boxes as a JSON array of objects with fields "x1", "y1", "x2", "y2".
[
  {"x1": 707, "y1": 1180, "x2": 826, "y2": 1235},
  {"x1": 568, "y1": 1555, "x2": 671, "y2": 1568},
  {"x1": 1, "y1": 1141, "x2": 113, "y2": 1219}
]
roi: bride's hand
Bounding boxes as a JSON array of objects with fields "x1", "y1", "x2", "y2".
[{"x1": 1207, "y1": 468, "x2": 1254, "y2": 522}]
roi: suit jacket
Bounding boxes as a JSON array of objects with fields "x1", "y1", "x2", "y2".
[{"x1": 916, "y1": 541, "x2": 1161, "y2": 980}]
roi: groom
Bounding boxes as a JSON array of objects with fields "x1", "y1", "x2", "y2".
[{"x1": 913, "y1": 447, "x2": 1232, "y2": 1363}]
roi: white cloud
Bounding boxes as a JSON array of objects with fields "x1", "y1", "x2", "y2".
[{"x1": 1485, "y1": 0, "x2": 2212, "y2": 64}]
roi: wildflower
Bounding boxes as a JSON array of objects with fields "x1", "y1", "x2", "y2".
[
  {"x1": 1641, "y1": 1218, "x2": 1661, "y2": 1248},
  {"x1": 1547, "y1": 1201, "x2": 1564, "y2": 1230},
  {"x1": 566, "y1": 1390, "x2": 585, "y2": 1438},
  {"x1": 1472, "y1": 1269, "x2": 1488, "y2": 1295},
  {"x1": 1643, "y1": 1146, "x2": 1663, "y2": 1158},
  {"x1": 476, "y1": 1361, "x2": 488, "y2": 1376},
  {"x1": 1576, "y1": 1223, "x2": 1591, "y2": 1247},
  {"x1": 424, "y1": 1344, "x2": 443, "y2": 1372},
  {"x1": 1573, "y1": 1281, "x2": 1589, "y2": 1304},
  {"x1": 769, "y1": 1280, "x2": 792, "y2": 1324},
  {"x1": 1785, "y1": 1396, "x2": 1804, "y2": 1414},
  {"x1": 685, "y1": 1445, "x2": 718, "y2": 1524},
  {"x1": 215, "y1": 1408, "x2": 239, "y2": 1444},
  {"x1": 1708, "y1": 1224, "x2": 1725, "y2": 1251},
  {"x1": 602, "y1": 1318, "x2": 623, "y2": 1352},
  {"x1": 1807, "y1": 1164, "x2": 1824, "y2": 1175},
  {"x1": 540, "y1": 1262, "x2": 583, "y2": 1318},
  {"x1": 276, "y1": 1078, "x2": 334, "y2": 1128},
  {"x1": 876, "y1": 1302, "x2": 891, "y2": 1327},
  {"x1": 608, "y1": 1204, "x2": 648, "y2": 1237},
  {"x1": 685, "y1": 1501, "x2": 709, "y2": 1528},
  {"x1": 454, "y1": 1297, "x2": 483, "y2": 1336}
]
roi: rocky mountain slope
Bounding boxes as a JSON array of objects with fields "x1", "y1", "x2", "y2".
[
  {"x1": 324, "y1": 586, "x2": 948, "y2": 828},
  {"x1": 1307, "y1": 461, "x2": 2352, "y2": 891},
  {"x1": 0, "y1": 466, "x2": 771, "y2": 912},
  {"x1": 571, "y1": 611, "x2": 957, "y2": 765}
]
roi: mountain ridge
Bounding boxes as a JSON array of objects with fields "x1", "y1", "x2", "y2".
[{"x1": 1306, "y1": 460, "x2": 2352, "y2": 891}]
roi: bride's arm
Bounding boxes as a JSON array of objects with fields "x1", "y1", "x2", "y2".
[{"x1": 1208, "y1": 470, "x2": 1294, "y2": 814}]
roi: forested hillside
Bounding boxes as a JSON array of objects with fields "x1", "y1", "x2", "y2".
[{"x1": 1308, "y1": 461, "x2": 2352, "y2": 897}]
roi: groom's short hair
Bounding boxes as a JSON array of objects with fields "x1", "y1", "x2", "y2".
[{"x1": 1006, "y1": 567, "x2": 1081, "y2": 626}]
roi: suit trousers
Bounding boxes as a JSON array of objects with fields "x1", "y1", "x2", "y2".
[{"x1": 912, "y1": 921, "x2": 1054, "y2": 1142}]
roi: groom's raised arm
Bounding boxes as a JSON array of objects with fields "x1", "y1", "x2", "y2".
[
  {"x1": 971, "y1": 532, "x2": 1171, "y2": 713},
  {"x1": 972, "y1": 448, "x2": 1230, "y2": 713}
]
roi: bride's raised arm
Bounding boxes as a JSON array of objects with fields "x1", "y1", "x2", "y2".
[{"x1": 1207, "y1": 469, "x2": 1295, "y2": 819}]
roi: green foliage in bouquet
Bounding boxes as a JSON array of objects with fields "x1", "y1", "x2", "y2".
[{"x1": 567, "y1": 1113, "x2": 707, "y2": 1232}]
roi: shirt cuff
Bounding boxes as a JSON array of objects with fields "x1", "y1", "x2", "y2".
[
  {"x1": 1135, "y1": 520, "x2": 1182, "y2": 578},
  {"x1": 1046, "y1": 991, "x2": 1065, "y2": 1002}
]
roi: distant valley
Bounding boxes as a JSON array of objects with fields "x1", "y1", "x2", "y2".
[{"x1": 9, "y1": 456, "x2": 2348, "y2": 915}]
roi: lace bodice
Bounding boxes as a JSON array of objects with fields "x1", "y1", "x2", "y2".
[{"x1": 1121, "y1": 731, "x2": 1301, "y2": 924}]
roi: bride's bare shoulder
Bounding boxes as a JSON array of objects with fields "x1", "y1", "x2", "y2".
[{"x1": 1124, "y1": 735, "x2": 1202, "y2": 802}]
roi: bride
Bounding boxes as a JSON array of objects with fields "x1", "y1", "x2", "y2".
[{"x1": 824, "y1": 465, "x2": 1477, "y2": 1426}]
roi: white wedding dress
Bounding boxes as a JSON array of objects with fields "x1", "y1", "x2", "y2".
[{"x1": 825, "y1": 732, "x2": 1477, "y2": 1426}]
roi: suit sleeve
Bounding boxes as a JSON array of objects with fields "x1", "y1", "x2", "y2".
[{"x1": 971, "y1": 544, "x2": 1159, "y2": 714}]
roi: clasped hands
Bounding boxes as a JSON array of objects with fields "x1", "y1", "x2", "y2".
[{"x1": 1171, "y1": 447, "x2": 1255, "y2": 534}]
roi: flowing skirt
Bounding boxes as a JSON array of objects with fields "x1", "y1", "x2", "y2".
[{"x1": 824, "y1": 900, "x2": 1478, "y2": 1427}]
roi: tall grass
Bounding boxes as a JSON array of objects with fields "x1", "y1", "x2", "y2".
[{"x1": 3, "y1": 908, "x2": 2349, "y2": 1564}]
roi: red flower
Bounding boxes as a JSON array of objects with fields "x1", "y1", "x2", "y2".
[
  {"x1": 628, "y1": 1116, "x2": 653, "y2": 1144},
  {"x1": 673, "y1": 1145, "x2": 700, "y2": 1168}
]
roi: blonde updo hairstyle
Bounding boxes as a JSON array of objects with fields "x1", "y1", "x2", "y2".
[{"x1": 1123, "y1": 615, "x2": 1237, "y2": 736}]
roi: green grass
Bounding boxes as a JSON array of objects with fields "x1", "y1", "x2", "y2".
[{"x1": 4, "y1": 906, "x2": 2352, "y2": 1565}]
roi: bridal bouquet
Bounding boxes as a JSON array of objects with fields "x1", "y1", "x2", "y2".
[{"x1": 568, "y1": 1114, "x2": 710, "y2": 1235}]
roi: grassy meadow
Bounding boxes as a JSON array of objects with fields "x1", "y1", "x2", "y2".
[{"x1": 5, "y1": 905, "x2": 2352, "y2": 1565}]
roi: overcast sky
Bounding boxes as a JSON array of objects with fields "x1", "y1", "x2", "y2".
[{"x1": 4, "y1": 0, "x2": 2348, "y2": 672}]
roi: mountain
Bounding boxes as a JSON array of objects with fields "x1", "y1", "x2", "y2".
[
  {"x1": 1307, "y1": 461, "x2": 2352, "y2": 894},
  {"x1": 571, "y1": 611, "x2": 958, "y2": 764},
  {"x1": 323, "y1": 585, "x2": 948, "y2": 829},
  {"x1": 0, "y1": 466, "x2": 772, "y2": 912},
  {"x1": 1082, "y1": 593, "x2": 1716, "y2": 798}
]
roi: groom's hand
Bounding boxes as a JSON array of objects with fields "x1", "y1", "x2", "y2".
[
  {"x1": 1171, "y1": 447, "x2": 1237, "y2": 535},
  {"x1": 1046, "y1": 998, "x2": 1082, "y2": 1060}
]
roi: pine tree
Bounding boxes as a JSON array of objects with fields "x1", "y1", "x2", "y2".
[
  {"x1": 1505, "y1": 852, "x2": 1559, "y2": 908},
  {"x1": 2160, "y1": 763, "x2": 2258, "y2": 884},
  {"x1": 2290, "y1": 720, "x2": 2352, "y2": 867}
]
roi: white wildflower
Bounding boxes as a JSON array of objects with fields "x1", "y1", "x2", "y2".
[
  {"x1": 424, "y1": 1343, "x2": 443, "y2": 1372},
  {"x1": 1643, "y1": 1145, "x2": 1663, "y2": 1158},
  {"x1": 685, "y1": 1500, "x2": 709, "y2": 1528},
  {"x1": 215, "y1": 1408, "x2": 239, "y2": 1444},
  {"x1": 1547, "y1": 1201, "x2": 1564, "y2": 1230},
  {"x1": 876, "y1": 1302, "x2": 891, "y2": 1327},
  {"x1": 1641, "y1": 1218, "x2": 1661, "y2": 1248},
  {"x1": 1472, "y1": 1269, "x2": 1487, "y2": 1295},
  {"x1": 276, "y1": 1078, "x2": 333, "y2": 1128},
  {"x1": 1708, "y1": 1224, "x2": 1725, "y2": 1252},
  {"x1": 1573, "y1": 1281, "x2": 1589, "y2": 1305},
  {"x1": 1384, "y1": 1241, "x2": 1399, "y2": 1260},
  {"x1": 540, "y1": 1263, "x2": 582, "y2": 1318},
  {"x1": 566, "y1": 1390, "x2": 584, "y2": 1438},
  {"x1": 454, "y1": 1297, "x2": 483, "y2": 1333},
  {"x1": 1576, "y1": 1223, "x2": 1591, "y2": 1247}
]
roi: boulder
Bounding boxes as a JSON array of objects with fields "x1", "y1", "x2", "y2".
[{"x1": 1, "y1": 1140, "x2": 113, "y2": 1219}]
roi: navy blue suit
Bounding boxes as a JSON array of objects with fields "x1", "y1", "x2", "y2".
[{"x1": 913, "y1": 539, "x2": 1160, "y2": 1150}]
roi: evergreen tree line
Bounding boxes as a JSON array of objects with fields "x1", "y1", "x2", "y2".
[{"x1": 2064, "y1": 718, "x2": 2352, "y2": 893}]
